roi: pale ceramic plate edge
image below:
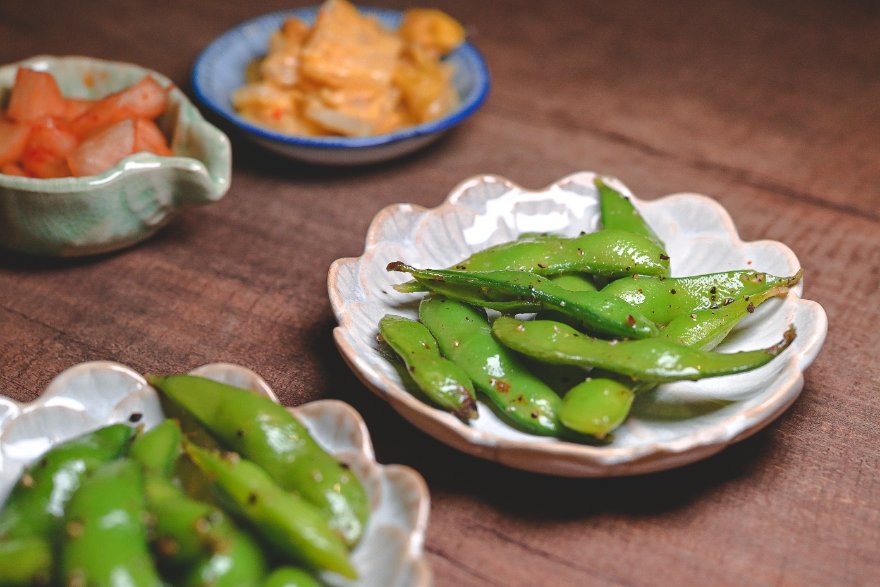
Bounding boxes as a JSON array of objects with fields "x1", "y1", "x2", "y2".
[
  {"x1": 0, "y1": 361, "x2": 431, "y2": 587},
  {"x1": 327, "y1": 171, "x2": 829, "y2": 477}
]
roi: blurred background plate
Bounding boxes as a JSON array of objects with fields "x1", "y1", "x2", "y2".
[
  {"x1": 192, "y1": 6, "x2": 490, "y2": 166},
  {"x1": 0, "y1": 361, "x2": 431, "y2": 587}
]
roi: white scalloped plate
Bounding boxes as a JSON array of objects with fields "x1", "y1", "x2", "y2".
[
  {"x1": 328, "y1": 171, "x2": 828, "y2": 477},
  {"x1": 0, "y1": 361, "x2": 430, "y2": 587}
]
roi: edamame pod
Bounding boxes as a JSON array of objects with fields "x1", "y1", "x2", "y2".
[
  {"x1": 0, "y1": 537, "x2": 51, "y2": 586},
  {"x1": 595, "y1": 176, "x2": 665, "y2": 250},
  {"x1": 0, "y1": 423, "x2": 134, "y2": 542},
  {"x1": 561, "y1": 287, "x2": 791, "y2": 437},
  {"x1": 141, "y1": 474, "x2": 266, "y2": 585},
  {"x1": 61, "y1": 459, "x2": 162, "y2": 587},
  {"x1": 262, "y1": 567, "x2": 321, "y2": 587},
  {"x1": 379, "y1": 315, "x2": 478, "y2": 421},
  {"x1": 660, "y1": 286, "x2": 789, "y2": 350},
  {"x1": 418, "y1": 296, "x2": 562, "y2": 435},
  {"x1": 130, "y1": 419, "x2": 182, "y2": 478},
  {"x1": 395, "y1": 228, "x2": 671, "y2": 292},
  {"x1": 492, "y1": 316, "x2": 796, "y2": 382},
  {"x1": 560, "y1": 378, "x2": 634, "y2": 438},
  {"x1": 548, "y1": 273, "x2": 598, "y2": 292},
  {"x1": 601, "y1": 269, "x2": 802, "y2": 324},
  {"x1": 184, "y1": 443, "x2": 356, "y2": 579},
  {"x1": 535, "y1": 273, "x2": 599, "y2": 329},
  {"x1": 182, "y1": 531, "x2": 266, "y2": 587},
  {"x1": 391, "y1": 263, "x2": 659, "y2": 339},
  {"x1": 149, "y1": 374, "x2": 368, "y2": 546}
]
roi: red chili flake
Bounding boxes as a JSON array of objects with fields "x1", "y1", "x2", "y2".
[
  {"x1": 626, "y1": 314, "x2": 636, "y2": 326},
  {"x1": 492, "y1": 379, "x2": 510, "y2": 393},
  {"x1": 159, "y1": 537, "x2": 181, "y2": 556},
  {"x1": 747, "y1": 302, "x2": 756, "y2": 313}
]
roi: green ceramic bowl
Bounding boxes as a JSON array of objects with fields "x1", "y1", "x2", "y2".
[{"x1": 0, "y1": 55, "x2": 231, "y2": 256}]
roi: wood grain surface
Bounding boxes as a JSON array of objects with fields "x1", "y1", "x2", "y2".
[{"x1": 1, "y1": 0, "x2": 878, "y2": 585}]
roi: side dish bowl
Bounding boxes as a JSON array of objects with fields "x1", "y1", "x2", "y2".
[
  {"x1": 0, "y1": 361, "x2": 430, "y2": 586},
  {"x1": 328, "y1": 171, "x2": 829, "y2": 477},
  {"x1": 0, "y1": 55, "x2": 231, "y2": 256},
  {"x1": 192, "y1": 6, "x2": 490, "y2": 166}
]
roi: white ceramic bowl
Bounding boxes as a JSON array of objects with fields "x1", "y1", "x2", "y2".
[
  {"x1": 0, "y1": 56, "x2": 232, "y2": 256},
  {"x1": 192, "y1": 6, "x2": 490, "y2": 166},
  {"x1": 0, "y1": 361, "x2": 430, "y2": 587},
  {"x1": 328, "y1": 171, "x2": 829, "y2": 477}
]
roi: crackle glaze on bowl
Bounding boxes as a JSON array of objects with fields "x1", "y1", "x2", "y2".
[
  {"x1": 0, "y1": 56, "x2": 232, "y2": 256},
  {"x1": 192, "y1": 6, "x2": 490, "y2": 166},
  {"x1": 328, "y1": 171, "x2": 828, "y2": 477},
  {"x1": 0, "y1": 362, "x2": 430, "y2": 587}
]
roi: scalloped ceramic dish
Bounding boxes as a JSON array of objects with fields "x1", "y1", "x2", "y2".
[
  {"x1": 192, "y1": 6, "x2": 490, "y2": 166},
  {"x1": 0, "y1": 362, "x2": 430, "y2": 587},
  {"x1": 0, "y1": 56, "x2": 232, "y2": 256},
  {"x1": 329, "y1": 171, "x2": 828, "y2": 477}
]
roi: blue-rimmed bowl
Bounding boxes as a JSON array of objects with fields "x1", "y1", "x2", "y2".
[{"x1": 192, "y1": 6, "x2": 490, "y2": 166}]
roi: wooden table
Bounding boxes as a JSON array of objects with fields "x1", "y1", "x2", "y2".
[{"x1": 2, "y1": 0, "x2": 878, "y2": 585}]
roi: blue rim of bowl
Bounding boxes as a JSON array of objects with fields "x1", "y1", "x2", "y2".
[{"x1": 191, "y1": 6, "x2": 490, "y2": 151}]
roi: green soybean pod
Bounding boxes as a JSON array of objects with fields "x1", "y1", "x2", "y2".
[
  {"x1": 0, "y1": 423, "x2": 134, "y2": 543},
  {"x1": 601, "y1": 269, "x2": 803, "y2": 324},
  {"x1": 379, "y1": 314, "x2": 478, "y2": 421},
  {"x1": 0, "y1": 537, "x2": 51, "y2": 586},
  {"x1": 535, "y1": 273, "x2": 599, "y2": 331},
  {"x1": 560, "y1": 378, "x2": 635, "y2": 439},
  {"x1": 418, "y1": 296, "x2": 562, "y2": 436},
  {"x1": 130, "y1": 419, "x2": 182, "y2": 478},
  {"x1": 560, "y1": 286, "x2": 793, "y2": 437},
  {"x1": 148, "y1": 374, "x2": 368, "y2": 547},
  {"x1": 492, "y1": 316, "x2": 796, "y2": 383},
  {"x1": 548, "y1": 273, "x2": 598, "y2": 292},
  {"x1": 391, "y1": 264, "x2": 658, "y2": 339},
  {"x1": 262, "y1": 567, "x2": 321, "y2": 587},
  {"x1": 184, "y1": 443, "x2": 356, "y2": 579},
  {"x1": 660, "y1": 286, "x2": 790, "y2": 350},
  {"x1": 182, "y1": 533, "x2": 266, "y2": 587},
  {"x1": 395, "y1": 228, "x2": 671, "y2": 292},
  {"x1": 61, "y1": 459, "x2": 162, "y2": 587},
  {"x1": 595, "y1": 176, "x2": 665, "y2": 250}
]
